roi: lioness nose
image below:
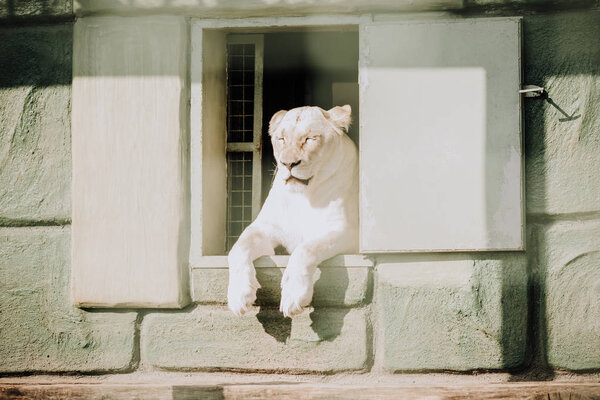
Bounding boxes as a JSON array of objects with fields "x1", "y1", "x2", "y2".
[{"x1": 282, "y1": 160, "x2": 301, "y2": 170}]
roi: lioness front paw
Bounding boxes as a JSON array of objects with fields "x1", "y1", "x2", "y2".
[
  {"x1": 227, "y1": 271, "x2": 260, "y2": 316},
  {"x1": 279, "y1": 270, "x2": 313, "y2": 318}
]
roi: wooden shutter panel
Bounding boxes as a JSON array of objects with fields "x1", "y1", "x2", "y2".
[
  {"x1": 359, "y1": 18, "x2": 523, "y2": 252},
  {"x1": 72, "y1": 16, "x2": 190, "y2": 307}
]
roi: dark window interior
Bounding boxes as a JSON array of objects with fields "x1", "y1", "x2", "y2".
[{"x1": 261, "y1": 31, "x2": 359, "y2": 201}]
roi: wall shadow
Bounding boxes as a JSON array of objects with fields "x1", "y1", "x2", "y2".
[
  {"x1": 261, "y1": 31, "x2": 358, "y2": 201},
  {"x1": 254, "y1": 261, "x2": 292, "y2": 343},
  {"x1": 0, "y1": 0, "x2": 73, "y2": 25},
  {"x1": 498, "y1": 252, "x2": 533, "y2": 379},
  {"x1": 310, "y1": 266, "x2": 350, "y2": 342},
  {"x1": 0, "y1": 23, "x2": 72, "y2": 89},
  {"x1": 253, "y1": 259, "x2": 351, "y2": 344},
  {"x1": 509, "y1": 10, "x2": 600, "y2": 380},
  {"x1": 172, "y1": 385, "x2": 225, "y2": 400}
]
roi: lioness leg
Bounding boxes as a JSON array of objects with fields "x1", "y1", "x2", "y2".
[
  {"x1": 228, "y1": 226, "x2": 277, "y2": 316},
  {"x1": 280, "y1": 230, "x2": 357, "y2": 317}
]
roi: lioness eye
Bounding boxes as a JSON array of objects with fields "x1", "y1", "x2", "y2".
[
  {"x1": 277, "y1": 137, "x2": 285, "y2": 143},
  {"x1": 305, "y1": 137, "x2": 316, "y2": 143}
]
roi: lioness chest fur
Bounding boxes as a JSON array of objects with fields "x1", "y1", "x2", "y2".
[{"x1": 228, "y1": 105, "x2": 358, "y2": 317}]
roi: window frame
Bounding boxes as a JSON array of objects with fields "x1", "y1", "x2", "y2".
[
  {"x1": 189, "y1": 14, "x2": 523, "y2": 265},
  {"x1": 189, "y1": 16, "x2": 364, "y2": 264}
]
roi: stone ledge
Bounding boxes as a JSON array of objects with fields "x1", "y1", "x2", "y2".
[
  {"x1": 73, "y1": 0, "x2": 598, "y2": 18},
  {"x1": 141, "y1": 306, "x2": 369, "y2": 373},
  {"x1": 74, "y1": 0, "x2": 461, "y2": 17},
  {"x1": 376, "y1": 254, "x2": 528, "y2": 371},
  {"x1": 192, "y1": 255, "x2": 372, "y2": 307},
  {"x1": 193, "y1": 254, "x2": 373, "y2": 268}
]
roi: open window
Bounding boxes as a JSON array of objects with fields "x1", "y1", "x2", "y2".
[
  {"x1": 192, "y1": 25, "x2": 359, "y2": 257},
  {"x1": 192, "y1": 17, "x2": 522, "y2": 263}
]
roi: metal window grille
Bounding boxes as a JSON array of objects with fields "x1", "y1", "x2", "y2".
[
  {"x1": 226, "y1": 35, "x2": 263, "y2": 251},
  {"x1": 226, "y1": 152, "x2": 254, "y2": 250},
  {"x1": 227, "y1": 43, "x2": 255, "y2": 143}
]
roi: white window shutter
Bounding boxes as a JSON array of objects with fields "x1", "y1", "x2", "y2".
[
  {"x1": 71, "y1": 16, "x2": 190, "y2": 307},
  {"x1": 359, "y1": 18, "x2": 523, "y2": 252}
]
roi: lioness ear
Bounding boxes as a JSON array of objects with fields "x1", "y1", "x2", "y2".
[
  {"x1": 268, "y1": 110, "x2": 287, "y2": 135},
  {"x1": 327, "y1": 105, "x2": 352, "y2": 134}
]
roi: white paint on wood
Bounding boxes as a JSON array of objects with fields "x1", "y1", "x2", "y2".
[
  {"x1": 195, "y1": 29, "x2": 228, "y2": 256},
  {"x1": 359, "y1": 18, "x2": 523, "y2": 252},
  {"x1": 72, "y1": 16, "x2": 190, "y2": 308}
]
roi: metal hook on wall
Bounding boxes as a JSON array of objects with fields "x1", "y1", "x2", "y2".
[
  {"x1": 519, "y1": 84, "x2": 546, "y2": 98},
  {"x1": 520, "y1": 84, "x2": 581, "y2": 122}
]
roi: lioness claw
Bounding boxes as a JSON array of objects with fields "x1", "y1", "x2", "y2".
[
  {"x1": 280, "y1": 271, "x2": 313, "y2": 318},
  {"x1": 227, "y1": 271, "x2": 259, "y2": 316}
]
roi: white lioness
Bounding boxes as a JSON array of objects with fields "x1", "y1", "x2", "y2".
[{"x1": 228, "y1": 105, "x2": 358, "y2": 318}]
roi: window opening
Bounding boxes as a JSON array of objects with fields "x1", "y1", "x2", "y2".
[
  {"x1": 222, "y1": 30, "x2": 359, "y2": 253},
  {"x1": 260, "y1": 31, "x2": 359, "y2": 201}
]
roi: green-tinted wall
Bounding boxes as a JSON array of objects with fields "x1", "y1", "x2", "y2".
[{"x1": 0, "y1": 0, "x2": 599, "y2": 375}]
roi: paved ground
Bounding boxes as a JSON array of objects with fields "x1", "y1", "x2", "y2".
[
  {"x1": 1, "y1": 382, "x2": 600, "y2": 399},
  {"x1": 1, "y1": 372, "x2": 600, "y2": 399}
]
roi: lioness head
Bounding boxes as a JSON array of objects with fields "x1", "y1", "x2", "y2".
[{"x1": 268, "y1": 105, "x2": 352, "y2": 192}]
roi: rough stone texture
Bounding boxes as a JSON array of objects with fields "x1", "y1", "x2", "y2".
[
  {"x1": 0, "y1": 228, "x2": 137, "y2": 373},
  {"x1": 0, "y1": 0, "x2": 72, "y2": 20},
  {"x1": 192, "y1": 267, "x2": 371, "y2": 307},
  {"x1": 0, "y1": 25, "x2": 72, "y2": 224},
  {"x1": 377, "y1": 255, "x2": 528, "y2": 371},
  {"x1": 538, "y1": 220, "x2": 600, "y2": 370},
  {"x1": 142, "y1": 306, "x2": 368, "y2": 372},
  {"x1": 524, "y1": 11, "x2": 600, "y2": 215}
]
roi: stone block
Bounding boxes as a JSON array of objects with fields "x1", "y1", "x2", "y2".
[
  {"x1": 524, "y1": 11, "x2": 600, "y2": 215},
  {"x1": 376, "y1": 254, "x2": 528, "y2": 371},
  {"x1": 142, "y1": 306, "x2": 369, "y2": 372},
  {"x1": 0, "y1": 228, "x2": 136, "y2": 373},
  {"x1": 538, "y1": 220, "x2": 600, "y2": 370},
  {"x1": 0, "y1": 0, "x2": 72, "y2": 20},
  {"x1": 192, "y1": 255, "x2": 372, "y2": 307},
  {"x1": 0, "y1": 25, "x2": 72, "y2": 223}
]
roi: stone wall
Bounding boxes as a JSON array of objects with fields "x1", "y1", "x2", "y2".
[
  {"x1": 0, "y1": 5, "x2": 137, "y2": 373},
  {"x1": 0, "y1": 0, "x2": 599, "y2": 376}
]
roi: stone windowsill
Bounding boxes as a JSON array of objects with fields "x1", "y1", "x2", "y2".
[
  {"x1": 191, "y1": 255, "x2": 373, "y2": 306},
  {"x1": 191, "y1": 254, "x2": 373, "y2": 269}
]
